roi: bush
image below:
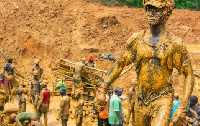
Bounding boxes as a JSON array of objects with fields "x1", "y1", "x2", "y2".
[{"x1": 102, "y1": 0, "x2": 200, "y2": 11}]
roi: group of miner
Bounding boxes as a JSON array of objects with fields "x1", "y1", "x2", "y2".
[
  {"x1": 0, "y1": 58, "x2": 51, "y2": 126},
  {"x1": 0, "y1": 56, "x2": 96, "y2": 126},
  {"x1": 0, "y1": 0, "x2": 199, "y2": 125}
]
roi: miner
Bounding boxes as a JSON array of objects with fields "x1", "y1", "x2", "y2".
[
  {"x1": 36, "y1": 80, "x2": 50, "y2": 126},
  {"x1": 32, "y1": 59, "x2": 43, "y2": 80},
  {"x1": 72, "y1": 57, "x2": 87, "y2": 126},
  {"x1": 0, "y1": 73, "x2": 11, "y2": 105},
  {"x1": 95, "y1": 0, "x2": 194, "y2": 125},
  {"x1": 16, "y1": 88, "x2": 26, "y2": 113},
  {"x1": 3, "y1": 57, "x2": 20, "y2": 95}
]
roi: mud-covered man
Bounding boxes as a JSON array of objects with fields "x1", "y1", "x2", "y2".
[
  {"x1": 0, "y1": 73, "x2": 11, "y2": 105},
  {"x1": 95, "y1": 0, "x2": 194, "y2": 125},
  {"x1": 10, "y1": 112, "x2": 40, "y2": 126},
  {"x1": 36, "y1": 80, "x2": 50, "y2": 126},
  {"x1": 126, "y1": 79, "x2": 138, "y2": 126},
  {"x1": 72, "y1": 57, "x2": 87, "y2": 126},
  {"x1": 3, "y1": 57, "x2": 20, "y2": 95},
  {"x1": 32, "y1": 59, "x2": 43, "y2": 80},
  {"x1": 31, "y1": 71, "x2": 42, "y2": 110},
  {"x1": 16, "y1": 88, "x2": 26, "y2": 113}
]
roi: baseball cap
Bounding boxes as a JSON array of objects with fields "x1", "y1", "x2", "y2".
[
  {"x1": 60, "y1": 87, "x2": 66, "y2": 92},
  {"x1": 115, "y1": 87, "x2": 123, "y2": 92}
]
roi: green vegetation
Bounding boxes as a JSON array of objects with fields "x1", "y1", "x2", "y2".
[
  {"x1": 174, "y1": 0, "x2": 200, "y2": 11},
  {"x1": 98, "y1": 0, "x2": 200, "y2": 11}
]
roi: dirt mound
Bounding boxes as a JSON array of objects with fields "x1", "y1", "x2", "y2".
[
  {"x1": 97, "y1": 16, "x2": 119, "y2": 27},
  {"x1": 0, "y1": 0, "x2": 200, "y2": 125}
]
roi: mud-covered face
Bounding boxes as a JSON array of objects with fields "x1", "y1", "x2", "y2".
[{"x1": 145, "y1": 5, "x2": 164, "y2": 26}]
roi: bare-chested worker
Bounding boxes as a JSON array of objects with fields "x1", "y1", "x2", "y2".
[
  {"x1": 95, "y1": 0, "x2": 194, "y2": 125},
  {"x1": 0, "y1": 73, "x2": 11, "y2": 105},
  {"x1": 16, "y1": 88, "x2": 26, "y2": 113},
  {"x1": 32, "y1": 59, "x2": 43, "y2": 80},
  {"x1": 126, "y1": 79, "x2": 138, "y2": 126},
  {"x1": 72, "y1": 57, "x2": 87, "y2": 126},
  {"x1": 30, "y1": 71, "x2": 42, "y2": 110},
  {"x1": 3, "y1": 57, "x2": 20, "y2": 95}
]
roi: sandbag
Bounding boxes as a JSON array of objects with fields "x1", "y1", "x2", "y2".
[{"x1": 3, "y1": 103, "x2": 19, "y2": 114}]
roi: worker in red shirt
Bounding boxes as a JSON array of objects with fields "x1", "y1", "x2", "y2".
[
  {"x1": 0, "y1": 73, "x2": 11, "y2": 105},
  {"x1": 37, "y1": 80, "x2": 50, "y2": 126}
]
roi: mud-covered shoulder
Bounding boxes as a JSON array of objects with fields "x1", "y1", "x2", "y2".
[
  {"x1": 126, "y1": 30, "x2": 146, "y2": 48},
  {"x1": 168, "y1": 31, "x2": 186, "y2": 49}
]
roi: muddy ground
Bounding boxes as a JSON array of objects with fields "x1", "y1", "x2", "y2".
[{"x1": 0, "y1": 0, "x2": 200, "y2": 125}]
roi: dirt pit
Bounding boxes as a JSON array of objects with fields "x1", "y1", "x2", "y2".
[{"x1": 0, "y1": 0, "x2": 200, "y2": 125}]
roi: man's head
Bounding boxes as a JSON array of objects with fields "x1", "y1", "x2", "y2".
[
  {"x1": 143, "y1": 0, "x2": 174, "y2": 26},
  {"x1": 108, "y1": 86, "x2": 113, "y2": 96},
  {"x1": 173, "y1": 93, "x2": 179, "y2": 101},
  {"x1": 80, "y1": 57, "x2": 86, "y2": 64},
  {"x1": 60, "y1": 87, "x2": 66, "y2": 96},
  {"x1": 190, "y1": 95, "x2": 198, "y2": 106},
  {"x1": 33, "y1": 71, "x2": 38, "y2": 80},
  {"x1": 0, "y1": 104, "x2": 4, "y2": 111},
  {"x1": 7, "y1": 57, "x2": 13, "y2": 63},
  {"x1": 22, "y1": 81, "x2": 28, "y2": 88},
  {"x1": 115, "y1": 87, "x2": 123, "y2": 96},
  {"x1": 34, "y1": 59, "x2": 40, "y2": 65},
  {"x1": 42, "y1": 80, "x2": 48, "y2": 88},
  {"x1": 88, "y1": 56, "x2": 94, "y2": 61},
  {"x1": 16, "y1": 88, "x2": 23, "y2": 95},
  {"x1": 10, "y1": 113, "x2": 17, "y2": 121},
  {"x1": 0, "y1": 73, "x2": 5, "y2": 80}
]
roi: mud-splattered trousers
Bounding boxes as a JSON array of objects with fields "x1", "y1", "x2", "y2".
[
  {"x1": 18, "y1": 95, "x2": 26, "y2": 113},
  {"x1": 72, "y1": 74, "x2": 84, "y2": 126},
  {"x1": 135, "y1": 86, "x2": 173, "y2": 126}
]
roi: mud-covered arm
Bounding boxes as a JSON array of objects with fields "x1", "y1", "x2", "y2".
[
  {"x1": 95, "y1": 33, "x2": 137, "y2": 112},
  {"x1": 173, "y1": 42, "x2": 194, "y2": 108},
  {"x1": 104, "y1": 46, "x2": 135, "y2": 85}
]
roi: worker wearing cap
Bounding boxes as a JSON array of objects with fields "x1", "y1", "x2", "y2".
[
  {"x1": 95, "y1": 0, "x2": 194, "y2": 125},
  {"x1": 57, "y1": 87, "x2": 70, "y2": 126},
  {"x1": 86, "y1": 56, "x2": 96, "y2": 68},
  {"x1": 109, "y1": 87, "x2": 124, "y2": 126},
  {"x1": 0, "y1": 73, "x2": 11, "y2": 105},
  {"x1": 30, "y1": 71, "x2": 41, "y2": 107},
  {"x1": 20, "y1": 80, "x2": 30, "y2": 101},
  {"x1": 37, "y1": 80, "x2": 50, "y2": 126},
  {"x1": 10, "y1": 112, "x2": 40, "y2": 126},
  {"x1": 16, "y1": 88, "x2": 26, "y2": 113},
  {"x1": 32, "y1": 59, "x2": 43, "y2": 80}
]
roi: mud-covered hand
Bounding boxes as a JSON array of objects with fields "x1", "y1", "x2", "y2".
[
  {"x1": 172, "y1": 105, "x2": 187, "y2": 126},
  {"x1": 95, "y1": 83, "x2": 108, "y2": 112}
]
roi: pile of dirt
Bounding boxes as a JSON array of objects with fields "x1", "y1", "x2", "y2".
[{"x1": 0, "y1": 0, "x2": 200, "y2": 125}]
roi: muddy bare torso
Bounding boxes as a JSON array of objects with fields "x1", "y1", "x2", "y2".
[
  {"x1": 73, "y1": 62, "x2": 86, "y2": 82},
  {"x1": 124, "y1": 29, "x2": 188, "y2": 100}
]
